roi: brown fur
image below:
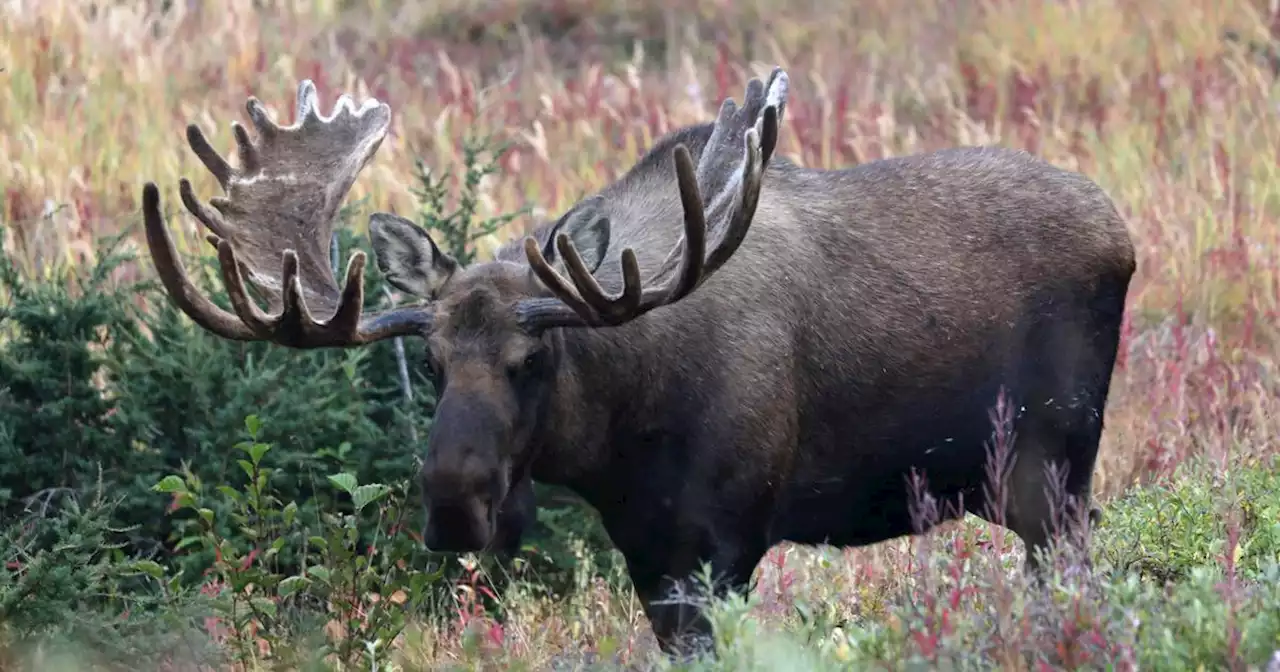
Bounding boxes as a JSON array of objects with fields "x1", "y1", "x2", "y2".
[{"x1": 390, "y1": 121, "x2": 1136, "y2": 654}]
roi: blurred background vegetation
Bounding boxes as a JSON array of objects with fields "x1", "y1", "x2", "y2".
[{"x1": 3, "y1": 0, "x2": 1280, "y2": 669}]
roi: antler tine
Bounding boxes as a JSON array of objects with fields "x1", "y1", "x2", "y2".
[
  {"x1": 554, "y1": 236, "x2": 643, "y2": 323},
  {"x1": 142, "y1": 183, "x2": 258, "y2": 341},
  {"x1": 522, "y1": 230, "x2": 646, "y2": 327},
  {"x1": 516, "y1": 68, "x2": 789, "y2": 332},
  {"x1": 652, "y1": 145, "x2": 709, "y2": 303},
  {"x1": 631, "y1": 122, "x2": 764, "y2": 308},
  {"x1": 523, "y1": 237, "x2": 600, "y2": 321},
  {"x1": 645, "y1": 69, "x2": 785, "y2": 298},
  {"x1": 701, "y1": 114, "x2": 769, "y2": 276},
  {"x1": 213, "y1": 237, "x2": 278, "y2": 335},
  {"x1": 143, "y1": 80, "x2": 436, "y2": 348}
]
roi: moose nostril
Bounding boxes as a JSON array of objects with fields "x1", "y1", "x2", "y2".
[{"x1": 421, "y1": 490, "x2": 496, "y2": 553}]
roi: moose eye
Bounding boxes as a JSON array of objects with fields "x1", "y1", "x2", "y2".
[
  {"x1": 509, "y1": 352, "x2": 542, "y2": 379},
  {"x1": 423, "y1": 356, "x2": 446, "y2": 387}
]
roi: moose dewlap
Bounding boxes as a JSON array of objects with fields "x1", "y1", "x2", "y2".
[{"x1": 141, "y1": 67, "x2": 1136, "y2": 656}]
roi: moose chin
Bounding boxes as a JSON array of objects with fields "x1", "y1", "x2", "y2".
[
  {"x1": 425, "y1": 473, "x2": 536, "y2": 558},
  {"x1": 139, "y1": 63, "x2": 1135, "y2": 658},
  {"x1": 418, "y1": 471, "x2": 507, "y2": 554}
]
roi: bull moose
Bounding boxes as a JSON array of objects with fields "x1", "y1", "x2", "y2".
[{"x1": 140, "y1": 66, "x2": 1136, "y2": 655}]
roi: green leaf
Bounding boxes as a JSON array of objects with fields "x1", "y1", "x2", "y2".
[
  {"x1": 245, "y1": 414, "x2": 263, "y2": 438},
  {"x1": 307, "y1": 565, "x2": 332, "y2": 582},
  {"x1": 198, "y1": 508, "x2": 215, "y2": 525},
  {"x1": 327, "y1": 472, "x2": 358, "y2": 495},
  {"x1": 409, "y1": 572, "x2": 438, "y2": 595},
  {"x1": 352, "y1": 483, "x2": 392, "y2": 513},
  {"x1": 127, "y1": 560, "x2": 167, "y2": 579},
  {"x1": 248, "y1": 441, "x2": 271, "y2": 465},
  {"x1": 308, "y1": 535, "x2": 329, "y2": 552},
  {"x1": 283, "y1": 501, "x2": 298, "y2": 525},
  {"x1": 249, "y1": 596, "x2": 278, "y2": 618},
  {"x1": 237, "y1": 459, "x2": 255, "y2": 480},
  {"x1": 215, "y1": 485, "x2": 244, "y2": 503},
  {"x1": 152, "y1": 475, "x2": 187, "y2": 493},
  {"x1": 278, "y1": 575, "x2": 310, "y2": 598}
]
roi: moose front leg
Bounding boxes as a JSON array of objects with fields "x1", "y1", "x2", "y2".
[
  {"x1": 491, "y1": 476, "x2": 537, "y2": 558},
  {"x1": 634, "y1": 573, "x2": 714, "y2": 657},
  {"x1": 625, "y1": 522, "x2": 769, "y2": 657}
]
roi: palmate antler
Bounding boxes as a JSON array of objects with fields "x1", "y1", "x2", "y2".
[
  {"x1": 515, "y1": 67, "x2": 790, "y2": 330},
  {"x1": 142, "y1": 81, "x2": 433, "y2": 347}
]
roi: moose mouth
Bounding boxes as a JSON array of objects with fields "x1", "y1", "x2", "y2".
[
  {"x1": 422, "y1": 497, "x2": 496, "y2": 553},
  {"x1": 422, "y1": 467, "x2": 512, "y2": 553}
]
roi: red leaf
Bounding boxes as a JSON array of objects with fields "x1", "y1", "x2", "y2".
[{"x1": 487, "y1": 623, "x2": 505, "y2": 647}]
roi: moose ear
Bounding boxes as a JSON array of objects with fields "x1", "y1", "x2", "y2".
[
  {"x1": 543, "y1": 197, "x2": 612, "y2": 274},
  {"x1": 369, "y1": 212, "x2": 458, "y2": 299}
]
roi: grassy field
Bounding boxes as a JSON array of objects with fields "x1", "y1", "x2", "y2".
[{"x1": 3, "y1": 0, "x2": 1280, "y2": 669}]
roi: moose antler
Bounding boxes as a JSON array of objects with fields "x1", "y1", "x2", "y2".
[
  {"x1": 142, "y1": 81, "x2": 435, "y2": 347},
  {"x1": 517, "y1": 67, "x2": 790, "y2": 330}
]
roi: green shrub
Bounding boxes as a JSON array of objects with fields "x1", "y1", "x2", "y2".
[
  {"x1": 0, "y1": 485, "x2": 218, "y2": 669},
  {"x1": 0, "y1": 231, "x2": 146, "y2": 526},
  {"x1": 681, "y1": 459, "x2": 1280, "y2": 671},
  {"x1": 153, "y1": 415, "x2": 446, "y2": 669},
  {"x1": 1095, "y1": 455, "x2": 1280, "y2": 582}
]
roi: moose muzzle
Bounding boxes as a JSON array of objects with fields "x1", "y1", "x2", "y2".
[
  {"x1": 418, "y1": 392, "x2": 514, "y2": 553},
  {"x1": 422, "y1": 453, "x2": 516, "y2": 552}
]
